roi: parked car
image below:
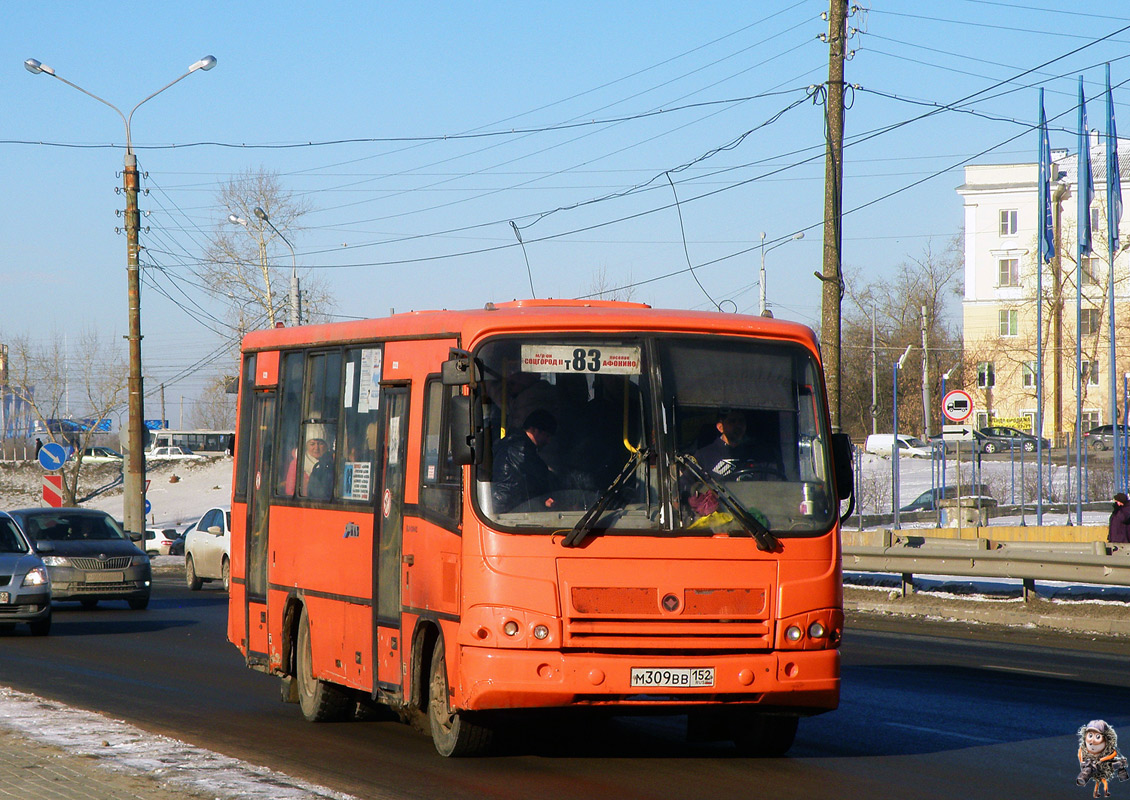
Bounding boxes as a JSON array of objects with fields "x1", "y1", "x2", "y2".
[
  {"x1": 900, "y1": 483, "x2": 995, "y2": 513},
  {"x1": 975, "y1": 426, "x2": 1050, "y2": 454},
  {"x1": 1083, "y1": 424, "x2": 1130, "y2": 451},
  {"x1": 6, "y1": 508, "x2": 151, "y2": 610},
  {"x1": 78, "y1": 446, "x2": 123, "y2": 463},
  {"x1": 864, "y1": 433, "x2": 932, "y2": 458},
  {"x1": 149, "y1": 445, "x2": 203, "y2": 460},
  {"x1": 184, "y1": 507, "x2": 231, "y2": 591},
  {"x1": 142, "y1": 528, "x2": 179, "y2": 556},
  {"x1": 0, "y1": 512, "x2": 52, "y2": 635}
]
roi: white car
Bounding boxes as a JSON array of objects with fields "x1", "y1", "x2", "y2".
[
  {"x1": 142, "y1": 527, "x2": 179, "y2": 556},
  {"x1": 79, "y1": 446, "x2": 124, "y2": 463},
  {"x1": 149, "y1": 446, "x2": 203, "y2": 460},
  {"x1": 184, "y1": 506, "x2": 231, "y2": 591}
]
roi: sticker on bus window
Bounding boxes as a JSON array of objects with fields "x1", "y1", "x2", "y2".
[
  {"x1": 520, "y1": 345, "x2": 641, "y2": 374},
  {"x1": 343, "y1": 462, "x2": 372, "y2": 500},
  {"x1": 358, "y1": 349, "x2": 383, "y2": 413}
]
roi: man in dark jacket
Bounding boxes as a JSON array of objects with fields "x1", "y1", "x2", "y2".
[
  {"x1": 1109, "y1": 493, "x2": 1130, "y2": 543},
  {"x1": 492, "y1": 409, "x2": 557, "y2": 513}
]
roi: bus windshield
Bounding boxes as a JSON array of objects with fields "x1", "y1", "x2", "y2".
[{"x1": 474, "y1": 335, "x2": 836, "y2": 537}]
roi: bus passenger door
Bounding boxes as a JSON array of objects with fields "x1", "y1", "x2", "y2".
[
  {"x1": 375, "y1": 386, "x2": 409, "y2": 689},
  {"x1": 245, "y1": 391, "x2": 276, "y2": 657}
]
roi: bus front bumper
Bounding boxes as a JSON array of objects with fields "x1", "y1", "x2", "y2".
[{"x1": 457, "y1": 647, "x2": 839, "y2": 713}]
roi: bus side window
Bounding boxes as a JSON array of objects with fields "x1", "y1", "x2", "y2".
[
  {"x1": 297, "y1": 351, "x2": 342, "y2": 500},
  {"x1": 336, "y1": 347, "x2": 381, "y2": 502},
  {"x1": 274, "y1": 352, "x2": 305, "y2": 498},
  {"x1": 419, "y1": 377, "x2": 461, "y2": 529}
]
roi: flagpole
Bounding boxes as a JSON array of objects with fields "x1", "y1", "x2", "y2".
[
  {"x1": 1077, "y1": 75, "x2": 1092, "y2": 526},
  {"x1": 1107, "y1": 63, "x2": 1122, "y2": 492}
]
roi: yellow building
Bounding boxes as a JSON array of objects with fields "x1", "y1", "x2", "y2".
[{"x1": 957, "y1": 141, "x2": 1130, "y2": 444}]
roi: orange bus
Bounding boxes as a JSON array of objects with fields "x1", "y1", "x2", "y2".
[{"x1": 228, "y1": 299, "x2": 853, "y2": 757}]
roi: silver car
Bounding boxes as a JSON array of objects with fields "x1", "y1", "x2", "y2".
[
  {"x1": 7, "y1": 508, "x2": 151, "y2": 610},
  {"x1": 0, "y1": 512, "x2": 52, "y2": 635}
]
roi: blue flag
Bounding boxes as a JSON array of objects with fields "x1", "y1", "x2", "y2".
[
  {"x1": 1039, "y1": 93, "x2": 1056, "y2": 261},
  {"x1": 1108, "y1": 65, "x2": 1122, "y2": 254},
  {"x1": 1079, "y1": 76, "x2": 1094, "y2": 254}
]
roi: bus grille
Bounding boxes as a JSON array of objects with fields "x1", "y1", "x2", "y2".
[
  {"x1": 70, "y1": 557, "x2": 133, "y2": 570},
  {"x1": 565, "y1": 586, "x2": 771, "y2": 649}
]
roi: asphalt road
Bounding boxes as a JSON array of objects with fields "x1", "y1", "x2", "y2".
[{"x1": 0, "y1": 572, "x2": 1126, "y2": 800}]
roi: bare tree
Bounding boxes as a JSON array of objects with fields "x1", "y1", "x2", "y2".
[
  {"x1": 189, "y1": 373, "x2": 238, "y2": 430},
  {"x1": 586, "y1": 266, "x2": 637, "y2": 302},
  {"x1": 5, "y1": 330, "x2": 127, "y2": 506},
  {"x1": 199, "y1": 168, "x2": 333, "y2": 332}
]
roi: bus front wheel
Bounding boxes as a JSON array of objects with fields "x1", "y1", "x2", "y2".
[
  {"x1": 296, "y1": 606, "x2": 351, "y2": 722},
  {"x1": 427, "y1": 637, "x2": 493, "y2": 757}
]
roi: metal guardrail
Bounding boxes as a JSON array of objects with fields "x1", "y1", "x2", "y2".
[{"x1": 842, "y1": 531, "x2": 1130, "y2": 597}]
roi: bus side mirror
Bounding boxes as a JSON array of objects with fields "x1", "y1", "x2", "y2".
[
  {"x1": 449, "y1": 394, "x2": 480, "y2": 466},
  {"x1": 442, "y1": 349, "x2": 479, "y2": 386},
  {"x1": 831, "y1": 433, "x2": 853, "y2": 500}
]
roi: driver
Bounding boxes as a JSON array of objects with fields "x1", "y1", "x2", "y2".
[{"x1": 693, "y1": 409, "x2": 753, "y2": 477}]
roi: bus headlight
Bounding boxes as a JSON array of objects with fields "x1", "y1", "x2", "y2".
[
  {"x1": 503, "y1": 620, "x2": 520, "y2": 637},
  {"x1": 533, "y1": 624, "x2": 549, "y2": 640},
  {"x1": 785, "y1": 625, "x2": 803, "y2": 642},
  {"x1": 808, "y1": 621, "x2": 827, "y2": 639}
]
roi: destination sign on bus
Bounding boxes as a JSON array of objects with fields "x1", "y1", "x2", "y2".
[{"x1": 520, "y1": 344, "x2": 641, "y2": 374}]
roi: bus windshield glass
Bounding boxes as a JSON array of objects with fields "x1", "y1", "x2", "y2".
[{"x1": 474, "y1": 335, "x2": 836, "y2": 537}]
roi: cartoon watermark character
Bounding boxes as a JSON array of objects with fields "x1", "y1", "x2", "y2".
[{"x1": 1077, "y1": 720, "x2": 1129, "y2": 798}]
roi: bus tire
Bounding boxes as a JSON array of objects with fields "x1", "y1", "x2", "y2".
[
  {"x1": 221, "y1": 557, "x2": 231, "y2": 592},
  {"x1": 185, "y1": 556, "x2": 203, "y2": 591},
  {"x1": 296, "y1": 606, "x2": 351, "y2": 722},
  {"x1": 427, "y1": 637, "x2": 492, "y2": 757},
  {"x1": 731, "y1": 713, "x2": 799, "y2": 757}
]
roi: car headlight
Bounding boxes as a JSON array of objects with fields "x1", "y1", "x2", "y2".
[
  {"x1": 131, "y1": 555, "x2": 150, "y2": 566},
  {"x1": 22, "y1": 567, "x2": 49, "y2": 587},
  {"x1": 41, "y1": 556, "x2": 70, "y2": 567}
]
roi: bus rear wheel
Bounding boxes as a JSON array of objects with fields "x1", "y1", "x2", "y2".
[
  {"x1": 427, "y1": 637, "x2": 492, "y2": 757},
  {"x1": 731, "y1": 713, "x2": 799, "y2": 757},
  {"x1": 296, "y1": 606, "x2": 351, "y2": 722}
]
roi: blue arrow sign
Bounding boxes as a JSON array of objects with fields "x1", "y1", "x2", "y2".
[
  {"x1": 38, "y1": 442, "x2": 67, "y2": 471},
  {"x1": 144, "y1": 499, "x2": 152, "y2": 515}
]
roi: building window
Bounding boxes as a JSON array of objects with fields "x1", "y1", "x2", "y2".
[
  {"x1": 1091, "y1": 207, "x2": 1102, "y2": 236},
  {"x1": 1081, "y1": 361, "x2": 1100, "y2": 386},
  {"x1": 978, "y1": 362, "x2": 995, "y2": 388},
  {"x1": 1081, "y1": 256, "x2": 1101, "y2": 286},
  {"x1": 998, "y1": 258, "x2": 1020, "y2": 287},
  {"x1": 1080, "y1": 307, "x2": 1101, "y2": 336},
  {"x1": 998, "y1": 309, "x2": 1018, "y2": 337},
  {"x1": 999, "y1": 208, "x2": 1018, "y2": 236},
  {"x1": 1083, "y1": 410, "x2": 1102, "y2": 429},
  {"x1": 1021, "y1": 360, "x2": 1037, "y2": 389}
]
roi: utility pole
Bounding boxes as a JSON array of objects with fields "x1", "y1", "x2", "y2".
[
  {"x1": 871, "y1": 307, "x2": 878, "y2": 435},
  {"x1": 124, "y1": 150, "x2": 146, "y2": 535},
  {"x1": 921, "y1": 305, "x2": 930, "y2": 438},
  {"x1": 820, "y1": 0, "x2": 849, "y2": 432}
]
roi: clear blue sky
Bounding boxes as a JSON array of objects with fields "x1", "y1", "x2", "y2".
[{"x1": 4, "y1": 1, "x2": 1130, "y2": 418}]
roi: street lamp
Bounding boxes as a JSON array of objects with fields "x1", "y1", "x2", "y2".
[
  {"x1": 228, "y1": 213, "x2": 278, "y2": 328},
  {"x1": 26, "y1": 55, "x2": 216, "y2": 537},
  {"x1": 254, "y1": 206, "x2": 300, "y2": 327},
  {"x1": 759, "y1": 231, "x2": 804, "y2": 317},
  {"x1": 892, "y1": 344, "x2": 914, "y2": 529}
]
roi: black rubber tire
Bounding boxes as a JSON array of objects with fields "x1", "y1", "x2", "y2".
[
  {"x1": 731, "y1": 713, "x2": 799, "y2": 757},
  {"x1": 185, "y1": 555, "x2": 203, "y2": 591},
  {"x1": 296, "y1": 606, "x2": 352, "y2": 722},
  {"x1": 1022, "y1": 440, "x2": 1035, "y2": 453},
  {"x1": 982, "y1": 442, "x2": 997, "y2": 454},
  {"x1": 128, "y1": 593, "x2": 150, "y2": 610},
  {"x1": 221, "y1": 557, "x2": 231, "y2": 592},
  {"x1": 28, "y1": 612, "x2": 51, "y2": 637},
  {"x1": 80, "y1": 598, "x2": 98, "y2": 610},
  {"x1": 427, "y1": 637, "x2": 493, "y2": 757}
]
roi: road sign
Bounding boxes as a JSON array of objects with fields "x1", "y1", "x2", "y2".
[
  {"x1": 942, "y1": 389, "x2": 974, "y2": 423},
  {"x1": 37, "y1": 442, "x2": 68, "y2": 471},
  {"x1": 942, "y1": 424, "x2": 974, "y2": 441},
  {"x1": 42, "y1": 474, "x2": 63, "y2": 507},
  {"x1": 145, "y1": 499, "x2": 152, "y2": 515}
]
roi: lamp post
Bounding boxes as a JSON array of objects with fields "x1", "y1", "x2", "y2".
[
  {"x1": 228, "y1": 213, "x2": 277, "y2": 327},
  {"x1": 892, "y1": 344, "x2": 914, "y2": 529},
  {"x1": 759, "y1": 231, "x2": 804, "y2": 317},
  {"x1": 254, "y1": 206, "x2": 300, "y2": 327},
  {"x1": 26, "y1": 55, "x2": 216, "y2": 537}
]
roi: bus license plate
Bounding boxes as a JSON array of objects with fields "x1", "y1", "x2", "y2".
[{"x1": 630, "y1": 667, "x2": 714, "y2": 688}]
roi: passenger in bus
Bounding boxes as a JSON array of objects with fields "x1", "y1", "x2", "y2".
[
  {"x1": 491, "y1": 409, "x2": 558, "y2": 513},
  {"x1": 284, "y1": 424, "x2": 335, "y2": 499},
  {"x1": 693, "y1": 409, "x2": 753, "y2": 476}
]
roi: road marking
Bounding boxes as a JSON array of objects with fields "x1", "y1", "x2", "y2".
[
  {"x1": 981, "y1": 664, "x2": 1073, "y2": 677},
  {"x1": 884, "y1": 722, "x2": 1004, "y2": 744}
]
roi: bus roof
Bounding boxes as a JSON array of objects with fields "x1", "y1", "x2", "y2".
[{"x1": 240, "y1": 299, "x2": 820, "y2": 356}]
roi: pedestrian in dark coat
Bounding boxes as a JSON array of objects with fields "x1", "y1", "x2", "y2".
[{"x1": 1108, "y1": 493, "x2": 1130, "y2": 543}]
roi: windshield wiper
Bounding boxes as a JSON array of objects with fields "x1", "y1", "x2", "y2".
[
  {"x1": 676, "y1": 454, "x2": 779, "y2": 552},
  {"x1": 561, "y1": 448, "x2": 650, "y2": 548}
]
